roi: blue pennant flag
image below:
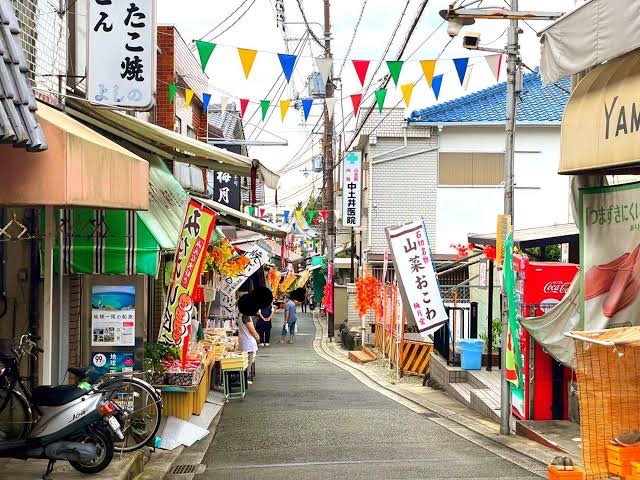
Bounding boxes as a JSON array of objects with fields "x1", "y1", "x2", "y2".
[
  {"x1": 292, "y1": 223, "x2": 297, "y2": 231},
  {"x1": 283, "y1": 210, "x2": 290, "y2": 222},
  {"x1": 432, "y1": 74, "x2": 444, "y2": 100},
  {"x1": 453, "y1": 58, "x2": 469, "y2": 86},
  {"x1": 202, "y1": 93, "x2": 212, "y2": 112},
  {"x1": 278, "y1": 53, "x2": 297, "y2": 83},
  {"x1": 301, "y1": 98, "x2": 313, "y2": 121}
]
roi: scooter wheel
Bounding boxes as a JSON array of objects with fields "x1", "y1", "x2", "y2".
[{"x1": 69, "y1": 427, "x2": 114, "y2": 474}]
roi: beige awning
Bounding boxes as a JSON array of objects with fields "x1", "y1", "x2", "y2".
[
  {"x1": 65, "y1": 99, "x2": 280, "y2": 189},
  {"x1": 0, "y1": 101, "x2": 148, "y2": 209},
  {"x1": 559, "y1": 51, "x2": 640, "y2": 175}
]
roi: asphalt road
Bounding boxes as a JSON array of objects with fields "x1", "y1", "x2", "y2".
[{"x1": 197, "y1": 312, "x2": 541, "y2": 480}]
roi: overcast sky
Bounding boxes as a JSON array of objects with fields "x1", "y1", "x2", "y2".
[{"x1": 157, "y1": 0, "x2": 580, "y2": 209}]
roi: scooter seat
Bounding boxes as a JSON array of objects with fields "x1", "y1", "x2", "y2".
[
  {"x1": 32, "y1": 384, "x2": 86, "y2": 407},
  {"x1": 67, "y1": 367, "x2": 88, "y2": 379}
]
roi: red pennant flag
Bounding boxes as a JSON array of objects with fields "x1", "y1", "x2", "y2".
[
  {"x1": 352, "y1": 60, "x2": 370, "y2": 87},
  {"x1": 240, "y1": 98, "x2": 249, "y2": 119},
  {"x1": 350, "y1": 93, "x2": 363, "y2": 117},
  {"x1": 320, "y1": 209, "x2": 328, "y2": 221},
  {"x1": 259, "y1": 208, "x2": 265, "y2": 218}
]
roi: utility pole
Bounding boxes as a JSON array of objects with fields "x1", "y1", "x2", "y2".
[{"x1": 323, "y1": 0, "x2": 335, "y2": 339}]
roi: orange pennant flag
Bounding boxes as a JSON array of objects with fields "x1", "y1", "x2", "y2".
[
  {"x1": 185, "y1": 89, "x2": 194, "y2": 107},
  {"x1": 238, "y1": 48, "x2": 258, "y2": 79},
  {"x1": 420, "y1": 60, "x2": 437, "y2": 87},
  {"x1": 401, "y1": 83, "x2": 414, "y2": 107},
  {"x1": 280, "y1": 99, "x2": 291, "y2": 121}
]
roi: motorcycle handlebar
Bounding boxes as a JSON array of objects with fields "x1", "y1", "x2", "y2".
[{"x1": 33, "y1": 346, "x2": 44, "y2": 354}]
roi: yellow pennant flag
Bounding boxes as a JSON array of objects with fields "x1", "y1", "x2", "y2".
[
  {"x1": 185, "y1": 89, "x2": 194, "y2": 107},
  {"x1": 401, "y1": 83, "x2": 414, "y2": 107},
  {"x1": 280, "y1": 99, "x2": 291, "y2": 121},
  {"x1": 238, "y1": 48, "x2": 258, "y2": 79},
  {"x1": 420, "y1": 60, "x2": 437, "y2": 87}
]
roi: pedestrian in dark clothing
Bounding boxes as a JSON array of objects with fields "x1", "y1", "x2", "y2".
[{"x1": 256, "y1": 302, "x2": 274, "y2": 346}]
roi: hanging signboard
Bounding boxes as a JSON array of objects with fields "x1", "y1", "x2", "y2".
[
  {"x1": 88, "y1": 0, "x2": 156, "y2": 109},
  {"x1": 91, "y1": 285, "x2": 136, "y2": 346},
  {"x1": 158, "y1": 199, "x2": 217, "y2": 358},
  {"x1": 342, "y1": 151, "x2": 362, "y2": 227},
  {"x1": 387, "y1": 220, "x2": 448, "y2": 339},
  {"x1": 220, "y1": 242, "x2": 271, "y2": 296},
  {"x1": 495, "y1": 214, "x2": 511, "y2": 267},
  {"x1": 211, "y1": 171, "x2": 241, "y2": 211},
  {"x1": 326, "y1": 262, "x2": 334, "y2": 315}
]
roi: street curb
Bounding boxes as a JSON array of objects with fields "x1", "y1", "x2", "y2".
[
  {"x1": 311, "y1": 314, "x2": 573, "y2": 471},
  {"x1": 118, "y1": 450, "x2": 145, "y2": 480}
]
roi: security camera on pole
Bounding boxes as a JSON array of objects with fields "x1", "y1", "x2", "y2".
[{"x1": 439, "y1": 1, "x2": 563, "y2": 436}]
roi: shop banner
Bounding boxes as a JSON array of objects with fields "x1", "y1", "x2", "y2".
[
  {"x1": 220, "y1": 242, "x2": 271, "y2": 296},
  {"x1": 88, "y1": 0, "x2": 155, "y2": 109},
  {"x1": 158, "y1": 199, "x2": 217, "y2": 359},
  {"x1": 496, "y1": 214, "x2": 511, "y2": 267},
  {"x1": 326, "y1": 262, "x2": 334, "y2": 315},
  {"x1": 91, "y1": 285, "x2": 135, "y2": 346},
  {"x1": 580, "y1": 181, "x2": 640, "y2": 330},
  {"x1": 342, "y1": 151, "x2": 362, "y2": 227},
  {"x1": 387, "y1": 220, "x2": 447, "y2": 339}
]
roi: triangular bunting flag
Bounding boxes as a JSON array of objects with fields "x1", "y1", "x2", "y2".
[
  {"x1": 239, "y1": 98, "x2": 249, "y2": 118},
  {"x1": 260, "y1": 99, "x2": 270, "y2": 121},
  {"x1": 400, "y1": 83, "x2": 414, "y2": 107},
  {"x1": 238, "y1": 48, "x2": 258, "y2": 79},
  {"x1": 278, "y1": 53, "x2": 297, "y2": 83},
  {"x1": 202, "y1": 93, "x2": 211, "y2": 113},
  {"x1": 221, "y1": 96, "x2": 229, "y2": 117},
  {"x1": 185, "y1": 89, "x2": 194, "y2": 107},
  {"x1": 375, "y1": 89, "x2": 387, "y2": 113},
  {"x1": 453, "y1": 58, "x2": 469, "y2": 86},
  {"x1": 307, "y1": 211, "x2": 316, "y2": 223},
  {"x1": 248, "y1": 206, "x2": 255, "y2": 216},
  {"x1": 168, "y1": 83, "x2": 176, "y2": 103},
  {"x1": 420, "y1": 60, "x2": 436, "y2": 87},
  {"x1": 280, "y1": 99, "x2": 291, "y2": 121},
  {"x1": 195, "y1": 40, "x2": 216, "y2": 72},
  {"x1": 320, "y1": 209, "x2": 328, "y2": 221},
  {"x1": 315, "y1": 57, "x2": 333, "y2": 87},
  {"x1": 259, "y1": 208, "x2": 265, "y2": 218},
  {"x1": 386, "y1": 60, "x2": 404, "y2": 86},
  {"x1": 352, "y1": 60, "x2": 370, "y2": 87},
  {"x1": 432, "y1": 74, "x2": 443, "y2": 100},
  {"x1": 462, "y1": 64, "x2": 474, "y2": 91},
  {"x1": 350, "y1": 93, "x2": 362, "y2": 117},
  {"x1": 283, "y1": 210, "x2": 290, "y2": 222},
  {"x1": 301, "y1": 98, "x2": 313, "y2": 121},
  {"x1": 485, "y1": 54, "x2": 503, "y2": 81},
  {"x1": 325, "y1": 97, "x2": 336, "y2": 118}
]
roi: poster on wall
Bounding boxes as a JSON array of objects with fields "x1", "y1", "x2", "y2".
[
  {"x1": 580, "y1": 181, "x2": 640, "y2": 330},
  {"x1": 91, "y1": 285, "x2": 136, "y2": 346},
  {"x1": 220, "y1": 242, "x2": 271, "y2": 296},
  {"x1": 158, "y1": 199, "x2": 217, "y2": 358},
  {"x1": 342, "y1": 151, "x2": 362, "y2": 227},
  {"x1": 387, "y1": 220, "x2": 448, "y2": 339},
  {"x1": 91, "y1": 351, "x2": 135, "y2": 376}
]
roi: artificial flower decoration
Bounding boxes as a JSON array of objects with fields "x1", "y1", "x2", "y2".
[
  {"x1": 355, "y1": 275, "x2": 380, "y2": 317},
  {"x1": 483, "y1": 245, "x2": 497, "y2": 261},
  {"x1": 203, "y1": 239, "x2": 250, "y2": 278}
]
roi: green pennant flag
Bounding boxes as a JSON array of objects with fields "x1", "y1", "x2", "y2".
[
  {"x1": 307, "y1": 210, "x2": 316, "y2": 223},
  {"x1": 375, "y1": 89, "x2": 387, "y2": 113},
  {"x1": 195, "y1": 40, "x2": 216, "y2": 72},
  {"x1": 260, "y1": 100, "x2": 270, "y2": 121},
  {"x1": 386, "y1": 60, "x2": 404, "y2": 86},
  {"x1": 248, "y1": 206, "x2": 255, "y2": 216},
  {"x1": 168, "y1": 83, "x2": 177, "y2": 103}
]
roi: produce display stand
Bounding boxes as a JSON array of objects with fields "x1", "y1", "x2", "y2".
[{"x1": 221, "y1": 352, "x2": 249, "y2": 400}]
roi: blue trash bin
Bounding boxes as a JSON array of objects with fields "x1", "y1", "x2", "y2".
[{"x1": 458, "y1": 338, "x2": 484, "y2": 370}]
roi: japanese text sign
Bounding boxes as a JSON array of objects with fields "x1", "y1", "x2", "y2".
[
  {"x1": 211, "y1": 171, "x2": 241, "y2": 211},
  {"x1": 88, "y1": 0, "x2": 155, "y2": 109},
  {"x1": 158, "y1": 199, "x2": 216, "y2": 359},
  {"x1": 496, "y1": 214, "x2": 511, "y2": 267},
  {"x1": 342, "y1": 151, "x2": 362, "y2": 227},
  {"x1": 220, "y1": 242, "x2": 271, "y2": 296},
  {"x1": 387, "y1": 220, "x2": 447, "y2": 339}
]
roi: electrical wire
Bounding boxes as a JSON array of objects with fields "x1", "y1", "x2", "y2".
[
  {"x1": 195, "y1": 0, "x2": 253, "y2": 41},
  {"x1": 207, "y1": 0, "x2": 258, "y2": 41},
  {"x1": 337, "y1": 0, "x2": 369, "y2": 77},
  {"x1": 294, "y1": 0, "x2": 326, "y2": 50}
]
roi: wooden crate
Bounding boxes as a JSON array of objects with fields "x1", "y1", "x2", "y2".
[
  {"x1": 547, "y1": 466, "x2": 584, "y2": 480},
  {"x1": 607, "y1": 445, "x2": 640, "y2": 465}
]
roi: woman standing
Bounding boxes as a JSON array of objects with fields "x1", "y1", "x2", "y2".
[
  {"x1": 256, "y1": 301, "x2": 274, "y2": 346},
  {"x1": 238, "y1": 314, "x2": 260, "y2": 385}
]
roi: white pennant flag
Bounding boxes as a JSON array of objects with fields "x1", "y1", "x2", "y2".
[
  {"x1": 325, "y1": 97, "x2": 336, "y2": 118},
  {"x1": 221, "y1": 96, "x2": 229, "y2": 117},
  {"x1": 462, "y1": 64, "x2": 474, "y2": 91},
  {"x1": 485, "y1": 54, "x2": 503, "y2": 81},
  {"x1": 315, "y1": 57, "x2": 333, "y2": 87}
]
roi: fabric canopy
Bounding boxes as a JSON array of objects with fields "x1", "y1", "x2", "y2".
[{"x1": 539, "y1": 0, "x2": 640, "y2": 84}]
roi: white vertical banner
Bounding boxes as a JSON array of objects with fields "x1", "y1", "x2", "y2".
[
  {"x1": 342, "y1": 151, "x2": 362, "y2": 227},
  {"x1": 88, "y1": 0, "x2": 156, "y2": 109},
  {"x1": 387, "y1": 220, "x2": 448, "y2": 339},
  {"x1": 220, "y1": 242, "x2": 271, "y2": 296}
]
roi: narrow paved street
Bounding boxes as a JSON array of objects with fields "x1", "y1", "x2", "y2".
[{"x1": 197, "y1": 313, "x2": 542, "y2": 480}]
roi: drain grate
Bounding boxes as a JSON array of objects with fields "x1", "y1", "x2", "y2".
[
  {"x1": 171, "y1": 464, "x2": 199, "y2": 475},
  {"x1": 419, "y1": 411, "x2": 442, "y2": 419}
]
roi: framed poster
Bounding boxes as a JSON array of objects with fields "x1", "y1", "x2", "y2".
[
  {"x1": 91, "y1": 351, "x2": 135, "y2": 376},
  {"x1": 91, "y1": 285, "x2": 136, "y2": 346}
]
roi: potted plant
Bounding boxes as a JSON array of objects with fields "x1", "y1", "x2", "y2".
[{"x1": 144, "y1": 343, "x2": 180, "y2": 385}]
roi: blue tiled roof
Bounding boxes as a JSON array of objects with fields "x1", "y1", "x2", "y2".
[{"x1": 408, "y1": 70, "x2": 570, "y2": 124}]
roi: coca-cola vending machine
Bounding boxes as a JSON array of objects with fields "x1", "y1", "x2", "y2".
[{"x1": 512, "y1": 256, "x2": 578, "y2": 421}]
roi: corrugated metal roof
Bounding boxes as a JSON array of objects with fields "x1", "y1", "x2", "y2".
[
  {"x1": 0, "y1": 0, "x2": 45, "y2": 151},
  {"x1": 467, "y1": 223, "x2": 578, "y2": 249}
]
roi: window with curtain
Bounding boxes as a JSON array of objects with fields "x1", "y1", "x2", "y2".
[{"x1": 438, "y1": 152, "x2": 504, "y2": 186}]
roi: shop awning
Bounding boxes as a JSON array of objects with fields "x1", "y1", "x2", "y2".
[
  {"x1": 468, "y1": 223, "x2": 578, "y2": 249},
  {"x1": 558, "y1": 51, "x2": 640, "y2": 174},
  {"x1": 65, "y1": 99, "x2": 280, "y2": 189},
  {"x1": 0, "y1": 101, "x2": 149, "y2": 209},
  {"x1": 539, "y1": 0, "x2": 640, "y2": 84}
]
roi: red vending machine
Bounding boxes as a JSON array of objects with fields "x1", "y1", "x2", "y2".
[{"x1": 511, "y1": 256, "x2": 578, "y2": 420}]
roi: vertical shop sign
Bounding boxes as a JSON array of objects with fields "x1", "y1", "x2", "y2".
[
  {"x1": 495, "y1": 214, "x2": 511, "y2": 267},
  {"x1": 88, "y1": 0, "x2": 155, "y2": 109},
  {"x1": 158, "y1": 199, "x2": 217, "y2": 359},
  {"x1": 342, "y1": 151, "x2": 362, "y2": 227},
  {"x1": 91, "y1": 285, "x2": 135, "y2": 346},
  {"x1": 220, "y1": 242, "x2": 271, "y2": 296},
  {"x1": 211, "y1": 171, "x2": 241, "y2": 211},
  {"x1": 387, "y1": 220, "x2": 447, "y2": 339},
  {"x1": 326, "y1": 262, "x2": 334, "y2": 314}
]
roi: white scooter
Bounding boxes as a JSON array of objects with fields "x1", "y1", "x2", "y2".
[{"x1": 0, "y1": 333, "x2": 124, "y2": 477}]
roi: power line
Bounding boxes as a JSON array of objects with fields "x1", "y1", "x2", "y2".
[
  {"x1": 294, "y1": 0, "x2": 326, "y2": 50},
  {"x1": 195, "y1": 0, "x2": 253, "y2": 42},
  {"x1": 337, "y1": 0, "x2": 369, "y2": 77},
  {"x1": 207, "y1": 0, "x2": 258, "y2": 41}
]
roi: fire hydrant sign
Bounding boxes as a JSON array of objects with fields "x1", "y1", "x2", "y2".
[
  {"x1": 342, "y1": 151, "x2": 362, "y2": 227},
  {"x1": 220, "y1": 242, "x2": 271, "y2": 296},
  {"x1": 88, "y1": 0, "x2": 155, "y2": 109},
  {"x1": 158, "y1": 199, "x2": 216, "y2": 357},
  {"x1": 387, "y1": 220, "x2": 447, "y2": 338}
]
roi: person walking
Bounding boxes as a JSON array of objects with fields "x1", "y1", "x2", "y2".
[
  {"x1": 279, "y1": 293, "x2": 298, "y2": 344},
  {"x1": 238, "y1": 314, "x2": 260, "y2": 385},
  {"x1": 256, "y1": 301, "x2": 274, "y2": 346},
  {"x1": 305, "y1": 284, "x2": 313, "y2": 310},
  {"x1": 301, "y1": 288, "x2": 307, "y2": 313}
]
